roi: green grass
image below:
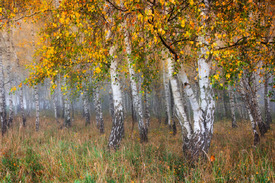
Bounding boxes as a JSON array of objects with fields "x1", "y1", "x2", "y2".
[{"x1": 0, "y1": 116, "x2": 274, "y2": 182}]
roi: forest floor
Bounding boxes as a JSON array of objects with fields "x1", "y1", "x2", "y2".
[{"x1": 0, "y1": 115, "x2": 274, "y2": 182}]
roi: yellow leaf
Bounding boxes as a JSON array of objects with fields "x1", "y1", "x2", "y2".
[
  {"x1": 185, "y1": 31, "x2": 191, "y2": 38},
  {"x1": 213, "y1": 74, "x2": 219, "y2": 80},
  {"x1": 181, "y1": 19, "x2": 185, "y2": 28},
  {"x1": 60, "y1": 17, "x2": 64, "y2": 24},
  {"x1": 95, "y1": 67, "x2": 101, "y2": 74}
]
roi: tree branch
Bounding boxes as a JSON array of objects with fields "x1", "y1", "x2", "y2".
[{"x1": 106, "y1": 0, "x2": 127, "y2": 12}]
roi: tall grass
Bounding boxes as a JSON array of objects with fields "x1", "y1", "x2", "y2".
[{"x1": 0, "y1": 116, "x2": 274, "y2": 182}]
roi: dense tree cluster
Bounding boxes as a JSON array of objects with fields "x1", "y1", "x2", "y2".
[{"x1": 0, "y1": 0, "x2": 274, "y2": 160}]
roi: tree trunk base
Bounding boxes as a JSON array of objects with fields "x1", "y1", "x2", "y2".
[
  {"x1": 172, "y1": 121, "x2": 177, "y2": 136},
  {"x1": 253, "y1": 132, "x2": 260, "y2": 146},
  {"x1": 139, "y1": 128, "x2": 148, "y2": 143},
  {"x1": 232, "y1": 123, "x2": 238, "y2": 128},
  {"x1": 258, "y1": 122, "x2": 268, "y2": 136},
  {"x1": 108, "y1": 114, "x2": 124, "y2": 150},
  {"x1": 22, "y1": 117, "x2": 26, "y2": 127},
  {"x1": 182, "y1": 133, "x2": 207, "y2": 161}
]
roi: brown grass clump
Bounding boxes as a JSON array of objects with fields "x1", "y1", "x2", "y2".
[{"x1": 0, "y1": 116, "x2": 274, "y2": 182}]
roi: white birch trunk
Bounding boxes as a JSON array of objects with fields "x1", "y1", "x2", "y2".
[
  {"x1": 105, "y1": 4, "x2": 125, "y2": 148},
  {"x1": 125, "y1": 31, "x2": 148, "y2": 142},
  {"x1": 144, "y1": 89, "x2": 150, "y2": 129},
  {"x1": 34, "y1": 85, "x2": 39, "y2": 131},
  {"x1": 7, "y1": 66, "x2": 13, "y2": 127},
  {"x1": 95, "y1": 87, "x2": 104, "y2": 133},
  {"x1": 108, "y1": 45, "x2": 124, "y2": 149},
  {"x1": 163, "y1": 65, "x2": 172, "y2": 127},
  {"x1": 0, "y1": 49, "x2": 7, "y2": 135},
  {"x1": 7, "y1": 24, "x2": 13, "y2": 128},
  {"x1": 241, "y1": 73, "x2": 267, "y2": 137},
  {"x1": 167, "y1": 57, "x2": 193, "y2": 141},
  {"x1": 63, "y1": 77, "x2": 71, "y2": 127},
  {"x1": 168, "y1": 80, "x2": 177, "y2": 135},
  {"x1": 19, "y1": 85, "x2": 26, "y2": 127},
  {"x1": 228, "y1": 86, "x2": 237, "y2": 128},
  {"x1": 254, "y1": 93, "x2": 266, "y2": 136},
  {"x1": 197, "y1": 0, "x2": 215, "y2": 152},
  {"x1": 241, "y1": 85, "x2": 260, "y2": 145},
  {"x1": 83, "y1": 88, "x2": 90, "y2": 126},
  {"x1": 178, "y1": 70, "x2": 203, "y2": 133},
  {"x1": 109, "y1": 85, "x2": 114, "y2": 119},
  {"x1": 53, "y1": 89, "x2": 59, "y2": 123},
  {"x1": 178, "y1": 69, "x2": 209, "y2": 157},
  {"x1": 264, "y1": 74, "x2": 272, "y2": 130}
]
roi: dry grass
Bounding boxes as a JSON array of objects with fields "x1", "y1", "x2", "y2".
[{"x1": 0, "y1": 115, "x2": 274, "y2": 182}]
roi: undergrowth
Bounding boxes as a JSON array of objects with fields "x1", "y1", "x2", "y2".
[{"x1": 0, "y1": 116, "x2": 274, "y2": 182}]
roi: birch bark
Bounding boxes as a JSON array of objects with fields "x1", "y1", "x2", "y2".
[
  {"x1": 7, "y1": 66, "x2": 13, "y2": 127},
  {"x1": 34, "y1": 85, "x2": 39, "y2": 131},
  {"x1": 240, "y1": 82, "x2": 260, "y2": 145},
  {"x1": 167, "y1": 57, "x2": 193, "y2": 146},
  {"x1": 7, "y1": 25, "x2": 14, "y2": 128},
  {"x1": 264, "y1": 74, "x2": 272, "y2": 130},
  {"x1": 109, "y1": 85, "x2": 114, "y2": 119},
  {"x1": 83, "y1": 87, "x2": 90, "y2": 126},
  {"x1": 144, "y1": 90, "x2": 150, "y2": 129},
  {"x1": 0, "y1": 49, "x2": 7, "y2": 135},
  {"x1": 228, "y1": 86, "x2": 237, "y2": 128},
  {"x1": 108, "y1": 45, "x2": 125, "y2": 149},
  {"x1": 125, "y1": 30, "x2": 148, "y2": 142},
  {"x1": 19, "y1": 84, "x2": 26, "y2": 127},
  {"x1": 197, "y1": 0, "x2": 215, "y2": 152},
  {"x1": 168, "y1": 80, "x2": 177, "y2": 135},
  {"x1": 105, "y1": 4, "x2": 125, "y2": 149},
  {"x1": 31, "y1": 21, "x2": 40, "y2": 131},
  {"x1": 163, "y1": 65, "x2": 172, "y2": 128},
  {"x1": 53, "y1": 89, "x2": 59, "y2": 123},
  {"x1": 63, "y1": 77, "x2": 71, "y2": 127},
  {"x1": 241, "y1": 72, "x2": 267, "y2": 137},
  {"x1": 95, "y1": 87, "x2": 104, "y2": 133}
]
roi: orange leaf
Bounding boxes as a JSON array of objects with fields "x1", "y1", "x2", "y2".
[{"x1": 210, "y1": 155, "x2": 215, "y2": 162}]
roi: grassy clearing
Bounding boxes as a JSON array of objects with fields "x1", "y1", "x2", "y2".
[{"x1": 0, "y1": 116, "x2": 274, "y2": 182}]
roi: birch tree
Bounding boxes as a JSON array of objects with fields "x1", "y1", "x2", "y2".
[
  {"x1": 0, "y1": 47, "x2": 7, "y2": 135},
  {"x1": 144, "y1": 90, "x2": 150, "y2": 129},
  {"x1": 94, "y1": 87, "x2": 104, "y2": 133},
  {"x1": 19, "y1": 85, "x2": 26, "y2": 127},
  {"x1": 7, "y1": 66, "x2": 13, "y2": 127},
  {"x1": 163, "y1": 67, "x2": 172, "y2": 128},
  {"x1": 108, "y1": 44, "x2": 125, "y2": 149},
  {"x1": 83, "y1": 85, "x2": 90, "y2": 126},
  {"x1": 34, "y1": 85, "x2": 39, "y2": 131},
  {"x1": 63, "y1": 77, "x2": 71, "y2": 127},
  {"x1": 125, "y1": 28, "x2": 148, "y2": 142},
  {"x1": 32, "y1": 19, "x2": 40, "y2": 131},
  {"x1": 109, "y1": 85, "x2": 114, "y2": 119},
  {"x1": 228, "y1": 86, "x2": 237, "y2": 128},
  {"x1": 264, "y1": 72, "x2": 272, "y2": 130},
  {"x1": 52, "y1": 88, "x2": 59, "y2": 123}
]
